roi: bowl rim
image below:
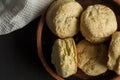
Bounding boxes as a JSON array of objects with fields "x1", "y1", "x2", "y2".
[{"x1": 36, "y1": 15, "x2": 64, "y2": 80}]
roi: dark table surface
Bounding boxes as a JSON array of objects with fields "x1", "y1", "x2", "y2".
[
  {"x1": 0, "y1": 16, "x2": 54, "y2": 80},
  {"x1": 0, "y1": 1, "x2": 120, "y2": 80}
]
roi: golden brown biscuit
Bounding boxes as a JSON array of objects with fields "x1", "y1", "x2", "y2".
[
  {"x1": 108, "y1": 32, "x2": 120, "y2": 75},
  {"x1": 77, "y1": 40, "x2": 108, "y2": 76},
  {"x1": 51, "y1": 38, "x2": 77, "y2": 78},
  {"x1": 80, "y1": 4, "x2": 117, "y2": 43},
  {"x1": 46, "y1": 0, "x2": 83, "y2": 38}
]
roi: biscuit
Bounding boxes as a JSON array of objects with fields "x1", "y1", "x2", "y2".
[
  {"x1": 108, "y1": 32, "x2": 120, "y2": 75},
  {"x1": 77, "y1": 40, "x2": 107, "y2": 76},
  {"x1": 51, "y1": 38, "x2": 77, "y2": 78},
  {"x1": 46, "y1": 0, "x2": 83, "y2": 38},
  {"x1": 80, "y1": 4, "x2": 117, "y2": 43}
]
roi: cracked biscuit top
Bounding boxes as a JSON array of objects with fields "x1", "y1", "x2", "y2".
[
  {"x1": 77, "y1": 40, "x2": 108, "y2": 76},
  {"x1": 108, "y1": 32, "x2": 120, "y2": 75},
  {"x1": 51, "y1": 38, "x2": 77, "y2": 78},
  {"x1": 80, "y1": 4, "x2": 117, "y2": 43},
  {"x1": 46, "y1": 0, "x2": 83, "y2": 38}
]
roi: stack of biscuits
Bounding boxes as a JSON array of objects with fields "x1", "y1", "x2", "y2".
[{"x1": 46, "y1": 0, "x2": 120, "y2": 79}]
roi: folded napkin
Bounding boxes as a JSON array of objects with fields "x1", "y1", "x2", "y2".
[{"x1": 0, "y1": 0, "x2": 53, "y2": 35}]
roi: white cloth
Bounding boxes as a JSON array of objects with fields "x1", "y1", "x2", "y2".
[{"x1": 0, "y1": 0, "x2": 53, "y2": 35}]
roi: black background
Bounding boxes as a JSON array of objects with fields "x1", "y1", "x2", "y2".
[{"x1": 0, "y1": 16, "x2": 54, "y2": 80}]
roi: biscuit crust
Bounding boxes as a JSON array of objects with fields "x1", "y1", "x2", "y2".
[
  {"x1": 46, "y1": 0, "x2": 83, "y2": 38},
  {"x1": 80, "y1": 4, "x2": 117, "y2": 43},
  {"x1": 108, "y1": 32, "x2": 120, "y2": 75},
  {"x1": 51, "y1": 38, "x2": 77, "y2": 78},
  {"x1": 77, "y1": 40, "x2": 107, "y2": 76}
]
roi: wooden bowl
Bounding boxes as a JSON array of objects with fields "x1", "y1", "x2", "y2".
[{"x1": 37, "y1": 0, "x2": 120, "y2": 80}]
